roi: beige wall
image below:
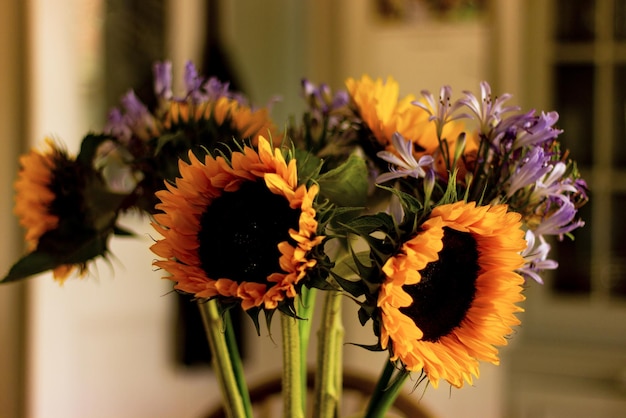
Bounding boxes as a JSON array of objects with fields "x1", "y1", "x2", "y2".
[{"x1": 0, "y1": 0, "x2": 27, "y2": 416}]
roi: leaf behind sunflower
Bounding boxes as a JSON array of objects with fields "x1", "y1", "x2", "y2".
[
  {"x1": 317, "y1": 154, "x2": 368, "y2": 207},
  {"x1": 1, "y1": 232, "x2": 108, "y2": 283}
]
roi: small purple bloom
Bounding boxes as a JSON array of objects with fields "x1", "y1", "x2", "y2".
[
  {"x1": 184, "y1": 61, "x2": 202, "y2": 93},
  {"x1": 413, "y1": 85, "x2": 468, "y2": 136},
  {"x1": 459, "y1": 81, "x2": 519, "y2": 133},
  {"x1": 104, "y1": 108, "x2": 132, "y2": 142},
  {"x1": 203, "y1": 77, "x2": 232, "y2": 102},
  {"x1": 301, "y1": 78, "x2": 348, "y2": 114},
  {"x1": 533, "y1": 195, "x2": 585, "y2": 237},
  {"x1": 376, "y1": 132, "x2": 434, "y2": 183},
  {"x1": 518, "y1": 230, "x2": 558, "y2": 284},
  {"x1": 512, "y1": 111, "x2": 562, "y2": 150},
  {"x1": 507, "y1": 147, "x2": 553, "y2": 197},
  {"x1": 121, "y1": 90, "x2": 149, "y2": 120},
  {"x1": 153, "y1": 61, "x2": 173, "y2": 100},
  {"x1": 530, "y1": 161, "x2": 578, "y2": 202}
]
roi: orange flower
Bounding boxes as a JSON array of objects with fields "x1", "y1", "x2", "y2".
[
  {"x1": 163, "y1": 96, "x2": 281, "y2": 147},
  {"x1": 378, "y1": 201, "x2": 526, "y2": 388},
  {"x1": 13, "y1": 139, "x2": 87, "y2": 282},
  {"x1": 346, "y1": 75, "x2": 474, "y2": 178},
  {"x1": 151, "y1": 136, "x2": 324, "y2": 310}
]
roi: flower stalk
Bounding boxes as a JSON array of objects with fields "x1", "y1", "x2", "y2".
[
  {"x1": 313, "y1": 289, "x2": 344, "y2": 418},
  {"x1": 298, "y1": 286, "x2": 317, "y2": 391},
  {"x1": 281, "y1": 313, "x2": 306, "y2": 418},
  {"x1": 199, "y1": 300, "x2": 251, "y2": 418},
  {"x1": 364, "y1": 360, "x2": 410, "y2": 418}
]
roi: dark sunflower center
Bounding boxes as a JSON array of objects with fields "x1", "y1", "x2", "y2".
[
  {"x1": 197, "y1": 180, "x2": 300, "y2": 284},
  {"x1": 399, "y1": 227, "x2": 479, "y2": 342}
]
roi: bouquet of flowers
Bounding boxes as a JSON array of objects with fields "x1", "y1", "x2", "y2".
[{"x1": 2, "y1": 61, "x2": 588, "y2": 418}]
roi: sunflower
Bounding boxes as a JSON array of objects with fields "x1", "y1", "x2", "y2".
[
  {"x1": 345, "y1": 75, "x2": 472, "y2": 178},
  {"x1": 163, "y1": 96, "x2": 280, "y2": 149},
  {"x1": 14, "y1": 139, "x2": 61, "y2": 250},
  {"x1": 151, "y1": 136, "x2": 325, "y2": 311},
  {"x1": 378, "y1": 201, "x2": 527, "y2": 388},
  {"x1": 13, "y1": 139, "x2": 90, "y2": 282}
]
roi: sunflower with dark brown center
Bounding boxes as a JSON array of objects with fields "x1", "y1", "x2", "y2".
[
  {"x1": 378, "y1": 201, "x2": 527, "y2": 388},
  {"x1": 12, "y1": 138, "x2": 103, "y2": 282},
  {"x1": 151, "y1": 136, "x2": 325, "y2": 310}
]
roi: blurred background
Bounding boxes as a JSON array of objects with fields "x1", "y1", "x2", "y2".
[{"x1": 1, "y1": 0, "x2": 626, "y2": 417}]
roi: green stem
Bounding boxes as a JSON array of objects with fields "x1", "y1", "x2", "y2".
[
  {"x1": 198, "y1": 300, "x2": 249, "y2": 418},
  {"x1": 222, "y1": 309, "x2": 253, "y2": 417},
  {"x1": 364, "y1": 359, "x2": 410, "y2": 418},
  {"x1": 298, "y1": 286, "x2": 317, "y2": 393},
  {"x1": 281, "y1": 314, "x2": 305, "y2": 418},
  {"x1": 313, "y1": 290, "x2": 344, "y2": 418}
]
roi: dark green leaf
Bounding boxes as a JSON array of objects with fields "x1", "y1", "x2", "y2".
[{"x1": 318, "y1": 154, "x2": 368, "y2": 207}]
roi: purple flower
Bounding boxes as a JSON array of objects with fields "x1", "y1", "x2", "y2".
[
  {"x1": 120, "y1": 90, "x2": 150, "y2": 121},
  {"x1": 518, "y1": 230, "x2": 558, "y2": 284},
  {"x1": 507, "y1": 147, "x2": 553, "y2": 197},
  {"x1": 301, "y1": 79, "x2": 349, "y2": 114},
  {"x1": 533, "y1": 195, "x2": 585, "y2": 237},
  {"x1": 530, "y1": 161, "x2": 578, "y2": 202},
  {"x1": 184, "y1": 61, "x2": 203, "y2": 95},
  {"x1": 104, "y1": 108, "x2": 132, "y2": 142},
  {"x1": 512, "y1": 111, "x2": 562, "y2": 150},
  {"x1": 459, "y1": 81, "x2": 519, "y2": 133},
  {"x1": 103, "y1": 90, "x2": 157, "y2": 142},
  {"x1": 203, "y1": 77, "x2": 232, "y2": 102},
  {"x1": 376, "y1": 132, "x2": 434, "y2": 183},
  {"x1": 413, "y1": 85, "x2": 468, "y2": 137},
  {"x1": 153, "y1": 61, "x2": 173, "y2": 100}
]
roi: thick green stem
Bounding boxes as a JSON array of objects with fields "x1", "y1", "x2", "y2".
[
  {"x1": 313, "y1": 290, "x2": 344, "y2": 418},
  {"x1": 198, "y1": 300, "x2": 249, "y2": 418},
  {"x1": 298, "y1": 286, "x2": 317, "y2": 393},
  {"x1": 281, "y1": 314, "x2": 305, "y2": 418},
  {"x1": 222, "y1": 309, "x2": 252, "y2": 417},
  {"x1": 364, "y1": 359, "x2": 410, "y2": 418}
]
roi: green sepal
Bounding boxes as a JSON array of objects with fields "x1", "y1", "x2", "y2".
[
  {"x1": 330, "y1": 271, "x2": 365, "y2": 298},
  {"x1": 317, "y1": 153, "x2": 368, "y2": 207},
  {"x1": 357, "y1": 304, "x2": 379, "y2": 326},
  {"x1": 339, "y1": 213, "x2": 396, "y2": 263},
  {"x1": 346, "y1": 341, "x2": 384, "y2": 352},
  {"x1": 306, "y1": 276, "x2": 337, "y2": 292},
  {"x1": 245, "y1": 307, "x2": 263, "y2": 336}
]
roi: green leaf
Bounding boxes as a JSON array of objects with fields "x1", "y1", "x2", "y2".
[
  {"x1": 342, "y1": 213, "x2": 395, "y2": 236},
  {"x1": 2, "y1": 229, "x2": 109, "y2": 283},
  {"x1": 294, "y1": 149, "x2": 323, "y2": 184},
  {"x1": 317, "y1": 154, "x2": 368, "y2": 207},
  {"x1": 2, "y1": 251, "x2": 64, "y2": 283}
]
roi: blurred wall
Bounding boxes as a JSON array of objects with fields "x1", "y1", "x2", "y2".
[{"x1": 0, "y1": 0, "x2": 26, "y2": 417}]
